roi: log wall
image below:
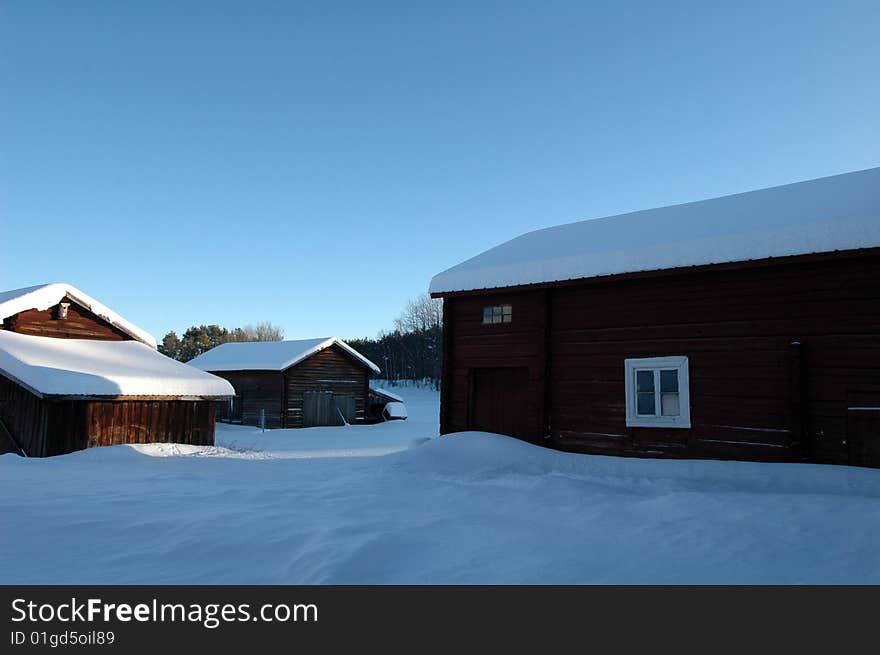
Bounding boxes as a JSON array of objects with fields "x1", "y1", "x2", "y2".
[
  {"x1": 210, "y1": 371, "x2": 284, "y2": 428},
  {"x1": 440, "y1": 250, "x2": 880, "y2": 467},
  {"x1": 1, "y1": 296, "x2": 133, "y2": 341},
  {"x1": 284, "y1": 346, "x2": 369, "y2": 428}
]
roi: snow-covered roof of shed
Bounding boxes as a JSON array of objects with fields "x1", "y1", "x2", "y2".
[
  {"x1": 0, "y1": 330, "x2": 234, "y2": 398},
  {"x1": 429, "y1": 167, "x2": 880, "y2": 294},
  {"x1": 370, "y1": 387, "x2": 403, "y2": 402},
  {"x1": 0, "y1": 283, "x2": 157, "y2": 348},
  {"x1": 187, "y1": 337, "x2": 381, "y2": 374}
]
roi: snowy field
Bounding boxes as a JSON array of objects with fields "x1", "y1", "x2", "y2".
[{"x1": 2, "y1": 386, "x2": 880, "y2": 584}]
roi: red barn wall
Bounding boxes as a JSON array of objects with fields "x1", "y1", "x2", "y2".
[{"x1": 441, "y1": 251, "x2": 880, "y2": 467}]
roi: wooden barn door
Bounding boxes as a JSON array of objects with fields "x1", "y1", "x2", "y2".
[
  {"x1": 302, "y1": 391, "x2": 351, "y2": 427},
  {"x1": 847, "y1": 388, "x2": 880, "y2": 467},
  {"x1": 469, "y1": 367, "x2": 530, "y2": 439},
  {"x1": 334, "y1": 395, "x2": 357, "y2": 424}
]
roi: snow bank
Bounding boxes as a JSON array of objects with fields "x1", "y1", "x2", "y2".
[
  {"x1": 3, "y1": 390, "x2": 880, "y2": 584},
  {"x1": 0, "y1": 330, "x2": 234, "y2": 398},
  {"x1": 188, "y1": 337, "x2": 380, "y2": 373},
  {"x1": 0, "y1": 282, "x2": 157, "y2": 348},
  {"x1": 430, "y1": 167, "x2": 880, "y2": 294},
  {"x1": 388, "y1": 432, "x2": 880, "y2": 498}
]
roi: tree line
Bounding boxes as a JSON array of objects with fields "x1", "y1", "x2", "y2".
[
  {"x1": 158, "y1": 294, "x2": 444, "y2": 388},
  {"x1": 159, "y1": 322, "x2": 284, "y2": 362},
  {"x1": 347, "y1": 295, "x2": 443, "y2": 389}
]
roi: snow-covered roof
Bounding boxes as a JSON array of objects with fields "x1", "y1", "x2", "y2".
[
  {"x1": 0, "y1": 330, "x2": 234, "y2": 399},
  {"x1": 0, "y1": 283, "x2": 157, "y2": 348},
  {"x1": 371, "y1": 387, "x2": 403, "y2": 402},
  {"x1": 429, "y1": 167, "x2": 880, "y2": 294},
  {"x1": 383, "y1": 401, "x2": 408, "y2": 419},
  {"x1": 187, "y1": 337, "x2": 381, "y2": 374}
]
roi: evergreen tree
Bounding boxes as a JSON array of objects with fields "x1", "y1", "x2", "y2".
[{"x1": 158, "y1": 322, "x2": 284, "y2": 362}]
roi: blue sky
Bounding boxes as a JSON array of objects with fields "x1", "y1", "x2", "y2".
[{"x1": 2, "y1": 1, "x2": 879, "y2": 341}]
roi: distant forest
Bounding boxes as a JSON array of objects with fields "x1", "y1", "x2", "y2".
[
  {"x1": 347, "y1": 295, "x2": 443, "y2": 389},
  {"x1": 158, "y1": 295, "x2": 443, "y2": 388}
]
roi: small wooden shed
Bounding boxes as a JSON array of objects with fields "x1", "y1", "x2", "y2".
[
  {"x1": 0, "y1": 330, "x2": 234, "y2": 456},
  {"x1": 0, "y1": 282, "x2": 234, "y2": 456},
  {"x1": 188, "y1": 337, "x2": 381, "y2": 429},
  {"x1": 430, "y1": 167, "x2": 880, "y2": 468}
]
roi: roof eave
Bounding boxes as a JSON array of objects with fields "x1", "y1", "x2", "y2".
[{"x1": 429, "y1": 246, "x2": 880, "y2": 298}]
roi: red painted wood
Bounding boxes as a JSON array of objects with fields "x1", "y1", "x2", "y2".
[{"x1": 440, "y1": 250, "x2": 880, "y2": 467}]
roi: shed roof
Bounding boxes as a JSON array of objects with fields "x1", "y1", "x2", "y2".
[
  {"x1": 0, "y1": 283, "x2": 157, "y2": 348},
  {"x1": 429, "y1": 167, "x2": 880, "y2": 295},
  {"x1": 0, "y1": 330, "x2": 234, "y2": 399},
  {"x1": 187, "y1": 337, "x2": 381, "y2": 374},
  {"x1": 370, "y1": 387, "x2": 403, "y2": 402}
]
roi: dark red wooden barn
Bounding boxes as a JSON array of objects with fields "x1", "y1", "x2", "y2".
[
  {"x1": 188, "y1": 337, "x2": 380, "y2": 429},
  {"x1": 430, "y1": 167, "x2": 880, "y2": 468},
  {"x1": 0, "y1": 283, "x2": 234, "y2": 456}
]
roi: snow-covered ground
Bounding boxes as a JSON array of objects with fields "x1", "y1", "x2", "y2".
[
  {"x1": 2, "y1": 386, "x2": 880, "y2": 584},
  {"x1": 211, "y1": 386, "x2": 437, "y2": 458}
]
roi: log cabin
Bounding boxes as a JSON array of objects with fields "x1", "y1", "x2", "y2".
[
  {"x1": 188, "y1": 337, "x2": 381, "y2": 428},
  {"x1": 430, "y1": 167, "x2": 880, "y2": 468},
  {"x1": 0, "y1": 283, "x2": 234, "y2": 456}
]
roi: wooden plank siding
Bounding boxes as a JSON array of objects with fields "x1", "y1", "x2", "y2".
[
  {"x1": 0, "y1": 374, "x2": 216, "y2": 457},
  {"x1": 209, "y1": 345, "x2": 371, "y2": 429},
  {"x1": 1, "y1": 296, "x2": 133, "y2": 342},
  {"x1": 82, "y1": 401, "x2": 215, "y2": 452},
  {"x1": 283, "y1": 345, "x2": 370, "y2": 428},
  {"x1": 0, "y1": 374, "x2": 48, "y2": 455},
  {"x1": 209, "y1": 371, "x2": 285, "y2": 428},
  {"x1": 440, "y1": 250, "x2": 880, "y2": 467}
]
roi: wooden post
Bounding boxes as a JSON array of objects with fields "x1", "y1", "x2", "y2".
[{"x1": 439, "y1": 297, "x2": 453, "y2": 435}]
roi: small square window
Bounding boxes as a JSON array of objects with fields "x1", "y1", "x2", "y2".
[
  {"x1": 482, "y1": 305, "x2": 513, "y2": 325},
  {"x1": 624, "y1": 357, "x2": 690, "y2": 428}
]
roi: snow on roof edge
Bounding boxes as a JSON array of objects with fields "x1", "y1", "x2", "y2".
[
  {"x1": 189, "y1": 337, "x2": 381, "y2": 374},
  {"x1": 429, "y1": 167, "x2": 880, "y2": 295},
  {"x1": 0, "y1": 330, "x2": 234, "y2": 398},
  {"x1": 370, "y1": 387, "x2": 404, "y2": 402},
  {"x1": 0, "y1": 283, "x2": 158, "y2": 348}
]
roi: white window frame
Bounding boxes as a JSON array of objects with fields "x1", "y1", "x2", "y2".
[{"x1": 624, "y1": 356, "x2": 691, "y2": 428}]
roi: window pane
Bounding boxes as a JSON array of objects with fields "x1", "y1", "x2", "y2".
[
  {"x1": 502, "y1": 305, "x2": 512, "y2": 322},
  {"x1": 636, "y1": 370, "x2": 654, "y2": 392},
  {"x1": 637, "y1": 392, "x2": 655, "y2": 415},
  {"x1": 660, "y1": 370, "x2": 678, "y2": 393},
  {"x1": 483, "y1": 308, "x2": 492, "y2": 323},
  {"x1": 493, "y1": 306, "x2": 502, "y2": 317},
  {"x1": 661, "y1": 392, "x2": 680, "y2": 416}
]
